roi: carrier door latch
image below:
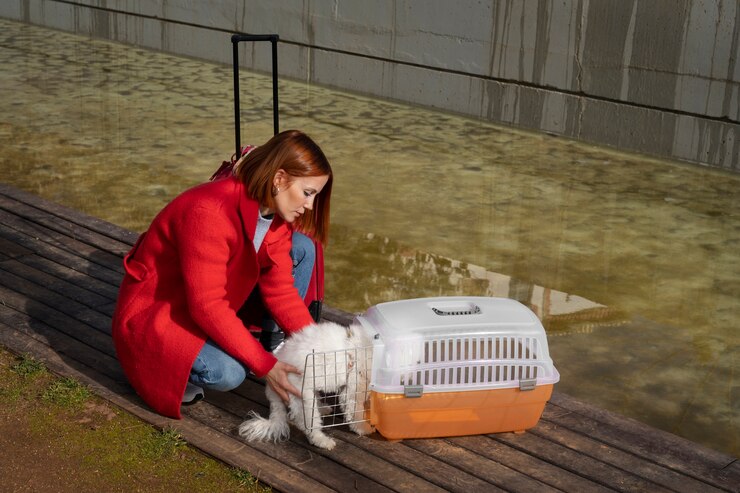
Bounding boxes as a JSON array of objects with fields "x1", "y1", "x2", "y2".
[
  {"x1": 403, "y1": 385, "x2": 424, "y2": 398},
  {"x1": 519, "y1": 379, "x2": 537, "y2": 391}
]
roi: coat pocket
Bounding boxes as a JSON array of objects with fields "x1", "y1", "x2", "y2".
[{"x1": 123, "y1": 232, "x2": 150, "y2": 281}]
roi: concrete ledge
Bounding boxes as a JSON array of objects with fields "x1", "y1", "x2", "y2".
[{"x1": 2, "y1": 0, "x2": 737, "y2": 170}]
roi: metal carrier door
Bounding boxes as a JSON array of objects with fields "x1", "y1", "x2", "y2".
[{"x1": 301, "y1": 346, "x2": 374, "y2": 430}]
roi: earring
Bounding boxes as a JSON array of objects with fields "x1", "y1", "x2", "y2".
[{"x1": 272, "y1": 185, "x2": 280, "y2": 196}]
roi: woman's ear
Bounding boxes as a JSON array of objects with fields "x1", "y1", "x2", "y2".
[{"x1": 273, "y1": 169, "x2": 288, "y2": 189}]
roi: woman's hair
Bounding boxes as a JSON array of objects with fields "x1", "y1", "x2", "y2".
[{"x1": 236, "y1": 130, "x2": 333, "y2": 245}]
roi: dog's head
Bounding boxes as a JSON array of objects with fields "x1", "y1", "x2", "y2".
[
  {"x1": 343, "y1": 323, "x2": 375, "y2": 382},
  {"x1": 345, "y1": 323, "x2": 375, "y2": 348}
]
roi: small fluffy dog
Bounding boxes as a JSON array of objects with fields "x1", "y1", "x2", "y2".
[{"x1": 238, "y1": 321, "x2": 375, "y2": 450}]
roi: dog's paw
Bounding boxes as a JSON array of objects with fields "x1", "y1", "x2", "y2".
[
  {"x1": 309, "y1": 433, "x2": 337, "y2": 450},
  {"x1": 350, "y1": 421, "x2": 375, "y2": 436}
]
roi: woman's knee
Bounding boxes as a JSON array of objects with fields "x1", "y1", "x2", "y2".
[
  {"x1": 290, "y1": 232, "x2": 316, "y2": 299},
  {"x1": 190, "y1": 342, "x2": 247, "y2": 392},
  {"x1": 291, "y1": 232, "x2": 316, "y2": 268},
  {"x1": 207, "y1": 359, "x2": 246, "y2": 391}
]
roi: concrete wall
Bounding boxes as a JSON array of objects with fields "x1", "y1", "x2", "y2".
[{"x1": 2, "y1": 0, "x2": 738, "y2": 170}]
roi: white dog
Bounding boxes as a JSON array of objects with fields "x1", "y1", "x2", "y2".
[{"x1": 238, "y1": 322, "x2": 375, "y2": 450}]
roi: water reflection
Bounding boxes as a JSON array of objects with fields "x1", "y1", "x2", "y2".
[
  {"x1": 327, "y1": 225, "x2": 630, "y2": 333},
  {"x1": 0, "y1": 19, "x2": 737, "y2": 456}
]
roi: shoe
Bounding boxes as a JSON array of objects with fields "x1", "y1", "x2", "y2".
[
  {"x1": 259, "y1": 320, "x2": 285, "y2": 352},
  {"x1": 182, "y1": 382, "x2": 204, "y2": 405}
]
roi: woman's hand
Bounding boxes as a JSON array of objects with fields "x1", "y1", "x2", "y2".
[{"x1": 265, "y1": 361, "x2": 303, "y2": 404}]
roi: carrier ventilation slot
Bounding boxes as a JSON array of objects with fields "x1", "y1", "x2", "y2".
[
  {"x1": 399, "y1": 364, "x2": 540, "y2": 387},
  {"x1": 423, "y1": 336, "x2": 539, "y2": 363},
  {"x1": 398, "y1": 335, "x2": 542, "y2": 389}
]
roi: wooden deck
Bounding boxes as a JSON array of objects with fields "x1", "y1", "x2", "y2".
[{"x1": 0, "y1": 182, "x2": 737, "y2": 493}]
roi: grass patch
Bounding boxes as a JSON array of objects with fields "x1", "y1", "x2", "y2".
[
  {"x1": 0, "y1": 346, "x2": 271, "y2": 492},
  {"x1": 42, "y1": 376, "x2": 92, "y2": 408},
  {"x1": 141, "y1": 427, "x2": 188, "y2": 460},
  {"x1": 233, "y1": 468, "x2": 265, "y2": 489},
  {"x1": 10, "y1": 353, "x2": 47, "y2": 378},
  {"x1": 2, "y1": 353, "x2": 48, "y2": 403}
]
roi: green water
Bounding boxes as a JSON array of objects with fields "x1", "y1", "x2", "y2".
[{"x1": 1, "y1": 19, "x2": 737, "y2": 456}]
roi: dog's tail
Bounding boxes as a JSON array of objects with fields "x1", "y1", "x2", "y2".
[{"x1": 238, "y1": 410, "x2": 290, "y2": 443}]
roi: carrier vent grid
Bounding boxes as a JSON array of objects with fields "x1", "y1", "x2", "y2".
[{"x1": 397, "y1": 335, "x2": 544, "y2": 389}]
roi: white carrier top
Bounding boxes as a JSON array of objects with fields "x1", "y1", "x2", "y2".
[{"x1": 354, "y1": 296, "x2": 560, "y2": 395}]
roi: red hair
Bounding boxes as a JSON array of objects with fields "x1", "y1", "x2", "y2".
[{"x1": 236, "y1": 130, "x2": 332, "y2": 245}]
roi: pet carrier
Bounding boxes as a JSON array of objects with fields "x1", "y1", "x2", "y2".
[{"x1": 354, "y1": 296, "x2": 560, "y2": 440}]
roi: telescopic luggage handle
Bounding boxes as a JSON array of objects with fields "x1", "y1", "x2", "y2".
[{"x1": 231, "y1": 33, "x2": 280, "y2": 157}]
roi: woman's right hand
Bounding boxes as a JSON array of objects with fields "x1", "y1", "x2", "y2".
[{"x1": 265, "y1": 361, "x2": 302, "y2": 404}]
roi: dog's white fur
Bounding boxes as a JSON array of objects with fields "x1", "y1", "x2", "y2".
[{"x1": 238, "y1": 322, "x2": 375, "y2": 450}]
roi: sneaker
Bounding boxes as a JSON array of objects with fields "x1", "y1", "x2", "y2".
[{"x1": 182, "y1": 382, "x2": 204, "y2": 405}]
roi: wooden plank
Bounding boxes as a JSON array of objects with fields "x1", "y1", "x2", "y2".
[
  {"x1": 0, "y1": 284, "x2": 115, "y2": 356},
  {"x1": 549, "y1": 393, "x2": 735, "y2": 468},
  {"x1": 0, "y1": 268, "x2": 113, "y2": 334},
  {"x1": 722, "y1": 461, "x2": 740, "y2": 487},
  {"x1": 493, "y1": 431, "x2": 671, "y2": 492},
  {"x1": 0, "y1": 303, "x2": 127, "y2": 388},
  {"x1": 448, "y1": 434, "x2": 614, "y2": 493},
  {"x1": 0, "y1": 235, "x2": 32, "y2": 258},
  {"x1": 96, "y1": 302, "x2": 117, "y2": 318},
  {"x1": 531, "y1": 419, "x2": 726, "y2": 493},
  {"x1": 0, "y1": 259, "x2": 112, "y2": 308},
  {"x1": 546, "y1": 395, "x2": 738, "y2": 490},
  {"x1": 183, "y1": 399, "x2": 394, "y2": 493},
  {"x1": 206, "y1": 387, "x2": 449, "y2": 493},
  {"x1": 0, "y1": 183, "x2": 139, "y2": 246},
  {"x1": 0, "y1": 210, "x2": 123, "y2": 284},
  {"x1": 0, "y1": 322, "x2": 331, "y2": 493},
  {"x1": 8, "y1": 252, "x2": 119, "y2": 301},
  {"x1": 324, "y1": 424, "x2": 506, "y2": 492},
  {"x1": 0, "y1": 208, "x2": 124, "y2": 273},
  {"x1": 404, "y1": 438, "x2": 560, "y2": 493},
  {"x1": 0, "y1": 223, "x2": 123, "y2": 286},
  {"x1": 0, "y1": 192, "x2": 133, "y2": 255}
]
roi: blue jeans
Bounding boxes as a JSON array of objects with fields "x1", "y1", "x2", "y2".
[{"x1": 189, "y1": 232, "x2": 315, "y2": 392}]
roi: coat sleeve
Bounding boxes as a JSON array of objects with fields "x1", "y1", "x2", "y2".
[
  {"x1": 259, "y1": 227, "x2": 315, "y2": 335},
  {"x1": 174, "y1": 204, "x2": 277, "y2": 377}
]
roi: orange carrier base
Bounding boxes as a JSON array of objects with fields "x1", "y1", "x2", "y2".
[{"x1": 369, "y1": 384, "x2": 554, "y2": 440}]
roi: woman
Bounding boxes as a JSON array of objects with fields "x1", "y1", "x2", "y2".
[{"x1": 112, "y1": 130, "x2": 332, "y2": 419}]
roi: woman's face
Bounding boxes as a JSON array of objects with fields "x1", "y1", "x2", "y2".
[{"x1": 271, "y1": 170, "x2": 329, "y2": 223}]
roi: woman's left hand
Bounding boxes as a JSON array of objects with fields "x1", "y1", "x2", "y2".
[{"x1": 265, "y1": 361, "x2": 302, "y2": 403}]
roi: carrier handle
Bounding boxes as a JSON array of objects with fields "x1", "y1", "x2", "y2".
[
  {"x1": 432, "y1": 304, "x2": 481, "y2": 316},
  {"x1": 231, "y1": 33, "x2": 280, "y2": 158}
]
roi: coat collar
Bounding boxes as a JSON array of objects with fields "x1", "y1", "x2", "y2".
[
  {"x1": 235, "y1": 176, "x2": 259, "y2": 242},
  {"x1": 233, "y1": 176, "x2": 287, "y2": 245}
]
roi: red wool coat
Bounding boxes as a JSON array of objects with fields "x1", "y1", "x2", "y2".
[{"x1": 112, "y1": 176, "x2": 314, "y2": 418}]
